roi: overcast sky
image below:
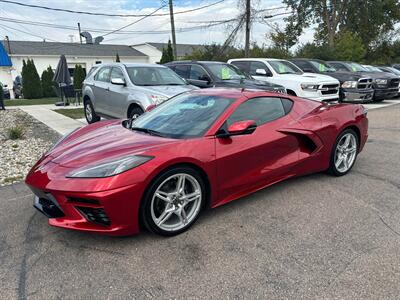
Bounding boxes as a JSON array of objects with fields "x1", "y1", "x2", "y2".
[{"x1": 0, "y1": 0, "x2": 314, "y2": 48}]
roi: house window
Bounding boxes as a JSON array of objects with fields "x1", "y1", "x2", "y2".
[{"x1": 95, "y1": 61, "x2": 102, "y2": 64}]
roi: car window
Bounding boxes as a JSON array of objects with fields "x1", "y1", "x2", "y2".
[
  {"x1": 249, "y1": 61, "x2": 271, "y2": 76},
  {"x1": 126, "y1": 66, "x2": 186, "y2": 86},
  {"x1": 291, "y1": 60, "x2": 312, "y2": 71},
  {"x1": 173, "y1": 65, "x2": 190, "y2": 78},
  {"x1": 267, "y1": 60, "x2": 303, "y2": 74},
  {"x1": 330, "y1": 63, "x2": 348, "y2": 72},
  {"x1": 132, "y1": 93, "x2": 235, "y2": 138},
  {"x1": 309, "y1": 61, "x2": 336, "y2": 72},
  {"x1": 349, "y1": 63, "x2": 368, "y2": 72},
  {"x1": 94, "y1": 67, "x2": 111, "y2": 82},
  {"x1": 230, "y1": 61, "x2": 250, "y2": 73},
  {"x1": 190, "y1": 65, "x2": 209, "y2": 80},
  {"x1": 110, "y1": 67, "x2": 125, "y2": 80},
  {"x1": 207, "y1": 63, "x2": 248, "y2": 80},
  {"x1": 227, "y1": 97, "x2": 286, "y2": 126}
]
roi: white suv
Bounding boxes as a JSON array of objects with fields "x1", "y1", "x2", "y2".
[{"x1": 228, "y1": 58, "x2": 340, "y2": 102}]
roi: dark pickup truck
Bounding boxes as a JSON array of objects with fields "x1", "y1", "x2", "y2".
[
  {"x1": 327, "y1": 61, "x2": 400, "y2": 102},
  {"x1": 290, "y1": 58, "x2": 374, "y2": 103},
  {"x1": 165, "y1": 60, "x2": 286, "y2": 93}
]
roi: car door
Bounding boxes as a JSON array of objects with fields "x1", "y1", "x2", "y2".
[
  {"x1": 107, "y1": 66, "x2": 129, "y2": 118},
  {"x1": 215, "y1": 97, "x2": 299, "y2": 203},
  {"x1": 92, "y1": 66, "x2": 112, "y2": 114},
  {"x1": 172, "y1": 64, "x2": 190, "y2": 80},
  {"x1": 188, "y1": 64, "x2": 212, "y2": 88},
  {"x1": 248, "y1": 61, "x2": 274, "y2": 81}
]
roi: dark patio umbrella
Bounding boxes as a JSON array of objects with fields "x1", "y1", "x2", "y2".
[
  {"x1": 53, "y1": 54, "x2": 71, "y2": 85},
  {"x1": 53, "y1": 54, "x2": 71, "y2": 106}
]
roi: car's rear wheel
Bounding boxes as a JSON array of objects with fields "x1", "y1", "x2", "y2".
[
  {"x1": 128, "y1": 106, "x2": 144, "y2": 120},
  {"x1": 84, "y1": 99, "x2": 100, "y2": 124},
  {"x1": 141, "y1": 167, "x2": 205, "y2": 236},
  {"x1": 328, "y1": 129, "x2": 358, "y2": 176}
]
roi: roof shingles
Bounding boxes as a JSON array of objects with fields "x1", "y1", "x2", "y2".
[{"x1": 1, "y1": 40, "x2": 146, "y2": 57}]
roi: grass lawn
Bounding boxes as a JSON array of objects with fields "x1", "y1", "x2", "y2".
[
  {"x1": 53, "y1": 108, "x2": 85, "y2": 119},
  {"x1": 4, "y1": 98, "x2": 59, "y2": 106}
]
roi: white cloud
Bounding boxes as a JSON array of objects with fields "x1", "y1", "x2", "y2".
[{"x1": 0, "y1": 0, "x2": 315, "y2": 47}]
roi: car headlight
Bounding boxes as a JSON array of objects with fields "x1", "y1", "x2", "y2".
[
  {"x1": 151, "y1": 95, "x2": 168, "y2": 105},
  {"x1": 48, "y1": 127, "x2": 80, "y2": 153},
  {"x1": 374, "y1": 79, "x2": 387, "y2": 85},
  {"x1": 66, "y1": 155, "x2": 154, "y2": 178},
  {"x1": 301, "y1": 83, "x2": 319, "y2": 91},
  {"x1": 341, "y1": 81, "x2": 358, "y2": 88}
]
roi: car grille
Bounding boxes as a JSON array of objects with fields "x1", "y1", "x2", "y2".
[
  {"x1": 389, "y1": 78, "x2": 400, "y2": 88},
  {"x1": 320, "y1": 84, "x2": 339, "y2": 95},
  {"x1": 357, "y1": 78, "x2": 373, "y2": 90},
  {"x1": 76, "y1": 206, "x2": 111, "y2": 226}
]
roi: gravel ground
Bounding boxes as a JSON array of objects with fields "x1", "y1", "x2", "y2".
[{"x1": 0, "y1": 109, "x2": 60, "y2": 186}]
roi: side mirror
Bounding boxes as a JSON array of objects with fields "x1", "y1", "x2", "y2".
[
  {"x1": 111, "y1": 77, "x2": 126, "y2": 86},
  {"x1": 217, "y1": 120, "x2": 257, "y2": 138},
  {"x1": 255, "y1": 68, "x2": 267, "y2": 76},
  {"x1": 199, "y1": 74, "x2": 211, "y2": 83}
]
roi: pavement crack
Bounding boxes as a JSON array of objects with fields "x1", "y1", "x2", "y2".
[
  {"x1": 379, "y1": 215, "x2": 400, "y2": 238},
  {"x1": 352, "y1": 170, "x2": 400, "y2": 190}
]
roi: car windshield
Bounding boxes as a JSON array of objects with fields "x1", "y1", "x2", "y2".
[
  {"x1": 207, "y1": 64, "x2": 248, "y2": 80},
  {"x1": 268, "y1": 60, "x2": 303, "y2": 74},
  {"x1": 126, "y1": 66, "x2": 187, "y2": 86},
  {"x1": 310, "y1": 61, "x2": 336, "y2": 72},
  {"x1": 387, "y1": 67, "x2": 400, "y2": 75},
  {"x1": 348, "y1": 63, "x2": 368, "y2": 72},
  {"x1": 131, "y1": 93, "x2": 235, "y2": 138},
  {"x1": 367, "y1": 66, "x2": 384, "y2": 72}
]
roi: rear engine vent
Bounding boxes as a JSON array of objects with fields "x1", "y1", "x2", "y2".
[{"x1": 76, "y1": 207, "x2": 111, "y2": 226}]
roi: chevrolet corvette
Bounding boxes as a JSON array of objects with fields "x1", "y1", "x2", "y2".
[{"x1": 26, "y1": 88, "x2": 368, "y2": 236}]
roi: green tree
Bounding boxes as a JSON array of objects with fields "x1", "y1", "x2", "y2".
[
  {"x1": 73, "y1": 65, "x2": 85, "y2": 90},
  {"x1": 22, "y1": 59, "x2": 43, "y2": 99},
  {"x1": 282, "y1": 0, "x2": 400, "y2": 48},
  {"x1": 334, "y1": 31, "x2": 366, "y2": 61},
  {"x1": 295, "y1": 43, "x2": 336, "y2": 61},
  {"x1": 116, "y1": 53, "x2": 121, "y2": 62},
  {"x1": 41, "y1": 66, "x2": 56, "y2": 97},
  {"x1": 160, "y1": 39, "x2": 175, "y2": 64}
]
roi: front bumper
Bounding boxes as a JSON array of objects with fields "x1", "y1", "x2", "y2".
[
  {"x1": 373, "y1": 87, "x2": 399, "y2": 100},
  {"x1": 341, "y1": 88, "x2": 374, "y2": 103}
]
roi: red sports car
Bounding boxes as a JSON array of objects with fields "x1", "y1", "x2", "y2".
[{"x1": 26, "y1": 88, "x2": 368, "y2": 236}]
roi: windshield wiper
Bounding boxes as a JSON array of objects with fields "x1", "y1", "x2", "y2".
[{"x1": 131, "y1": 127, "x2": 165, "y2": 137}]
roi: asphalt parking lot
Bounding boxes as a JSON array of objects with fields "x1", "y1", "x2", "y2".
[{"x1": 0, "y1": 102, "x2": 399, "y2": 299}]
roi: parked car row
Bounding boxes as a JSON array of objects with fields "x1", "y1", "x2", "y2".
[{"x1": 82, "y1": 58, "x2": 400, "y2": 123}]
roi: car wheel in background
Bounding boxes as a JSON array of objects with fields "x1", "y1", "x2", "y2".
[
  {"x1": 328, "y1": 129, "x2": 359, "y2": 176},
  {"x1": 141, "y1": 167, "x2": 205, "y2": 236},
  {"x1": 84, "y1": 99, "x2": 100, "y2": 124},
  {"x1": 128, "y1": 106, "x2": 144, "y2": 120}
]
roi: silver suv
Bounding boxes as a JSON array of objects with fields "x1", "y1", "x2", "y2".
[{"x1": 82, "y1": 63, "x2": 197, "y2": 123}]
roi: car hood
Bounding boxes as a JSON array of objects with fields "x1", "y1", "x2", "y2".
[
  {"x1": 215, "y1": 79, "x2": 285, "y2": 91},
  {"x1": 140, "y1": 84, "x2": 198, "y2": 97},
  {"x1": 299, "y1": 73, "x2": 339, "y2": 83},
  {"x1": 354, "y1": 71, "x2": 398, "y2": 79},
  {"x1": 50, "y1": 121, "x2": 178, "y2": 168}
]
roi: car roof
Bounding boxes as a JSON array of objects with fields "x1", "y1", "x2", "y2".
[
  {"x1": 166, "y1": 60, "x2": 226, "y2": 65},
  {"x1": 229, "y1": 58, "x2": 287, "y2": 61},
  {"x1": 93, "y1": 62, "x2": 166, "y2": 68},
  {"x1": 187, "y1": 87, "x2": 286, "y2": 99}
]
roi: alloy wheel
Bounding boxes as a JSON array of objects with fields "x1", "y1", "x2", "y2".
[
  {"x1": 334, "y1": 133, "x2": 357, "y2": 173},
  {"x1": 85, "y1": 103, "x2": 93, "y2": 122},
  {"x1": 150, "y1": 173, "x2": 202, "y2": 232}
]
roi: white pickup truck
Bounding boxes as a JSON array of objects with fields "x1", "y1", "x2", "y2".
[{"x1": 228, "y1": 58, "x2": 340, "y2": 102}]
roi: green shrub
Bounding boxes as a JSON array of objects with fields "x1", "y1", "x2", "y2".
[
  {"x1": 73, "y1": 64, "x2": 86, "y2": 90},
  {"x1": 6, "y1": 126, "x2": 24, "y2": 140},
  {"x1": 22, "y1": 59, "x2": 43, "y2": 99},
  {"x1": 41, "y1": 66, "x2": 56, "y2": 97}
]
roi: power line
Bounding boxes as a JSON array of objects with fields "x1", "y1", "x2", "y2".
[
  {"x1": 0, "y1": 22, "x2": 59, "y2": 42},
  {"x1": 102, "y1": 5, "x2": 166, "y2": 37},
  {"x1": 0, "y1": 0, "x2": 225, "y2": 17}
]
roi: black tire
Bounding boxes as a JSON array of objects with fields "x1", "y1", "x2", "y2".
[
  {"x1": 328, "y1": 129, "x2": 359, "y2": 176},
  {"x1": 84, "y1": 99, "x2": 100, "y2": 124},
  {"x1": 128, "y1": 106, "x2": 144, "y2": 120},
  {"x1": 140, "y1": 166, "x2": 206, "y2": 236}
]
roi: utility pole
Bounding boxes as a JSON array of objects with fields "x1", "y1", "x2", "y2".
[
  {"x1": 244, "y1": 0, "x2": 251, "y2": 57},
  {"x1": 5, "y1": 35, "x2": 11, "y2": 54},
  {"x1": 168, "y1": 0, "x2": 177, "y2": 59},
  {"x1": 78, "y1": 22, "x2": 82, "y2": 44}
]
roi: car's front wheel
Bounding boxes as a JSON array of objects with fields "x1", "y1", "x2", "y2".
[
  {"x1": 84, "y1": 99, "x2": 100, "y2": 124},
  {"x1": 328, "y1": 129, "x2": 359, "y2": 176},
  {"x1": 141, "y1": 167, "x2": 205, "y2": 236},
  {"x1": 128, "y1": 106, "x2": 144, "y2": 120}
]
